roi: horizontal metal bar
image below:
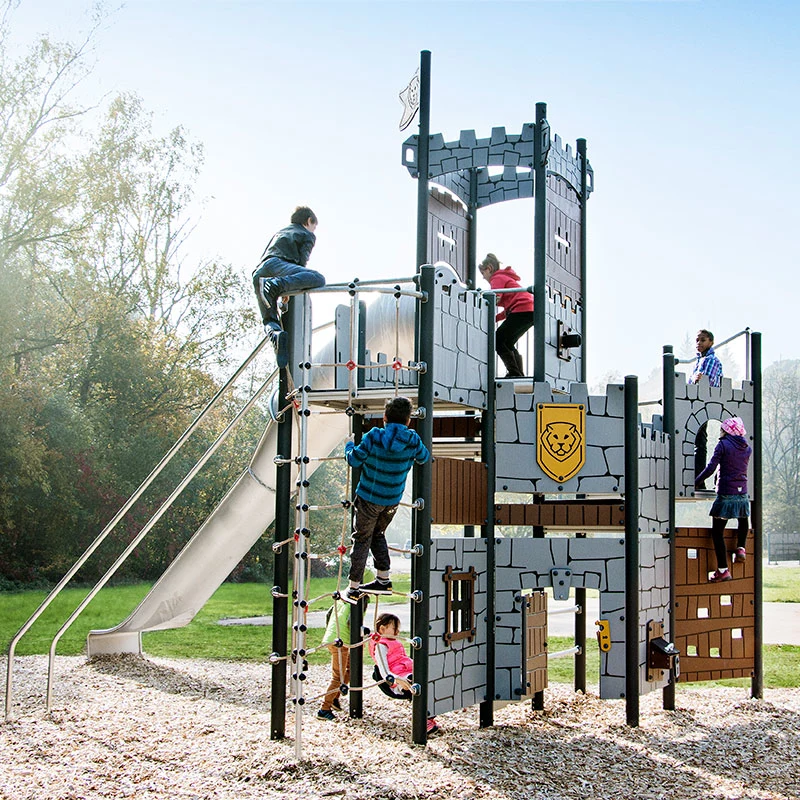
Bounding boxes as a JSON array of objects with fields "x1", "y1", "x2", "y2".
[{"x1": 549, "y1": 645, "x2": 582, "y2": 659}]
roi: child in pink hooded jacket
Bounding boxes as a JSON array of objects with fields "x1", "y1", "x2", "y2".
[
  {"x1": 479, "y1": 253, "x2": 534, "y2": 378},
  {"x1": 369, "y1": 612, "x2": 439, "y2": 734}
]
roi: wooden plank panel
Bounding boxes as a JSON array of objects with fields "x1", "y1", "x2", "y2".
[{"x1": 431, "y1": 458, "x2": 487, "y2": 525}]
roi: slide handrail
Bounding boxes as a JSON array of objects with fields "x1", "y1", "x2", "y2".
[
  {"x1": 4, "y1": 335, "x2": 272, "y2": 720},
  {"x1": 44, "y1": 366, "x2": 279, "y2": 711}
]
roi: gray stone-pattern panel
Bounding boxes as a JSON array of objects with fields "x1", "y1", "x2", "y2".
[
  {"x1": 673, "y1": 375, "x2": 754, "y2": 498},
  {"x1": 427, "y1": 538, "x2": 488, "y2": 716},
  {"x1": 597, "y1": 537, "x2": 671, "y2": 699},
  {"x1": 495, "y1": 381, "x2": 625, "y2": 495},
  {"x1": 639, "y1": 424, "x2": 670, "y2": 534},
  {"x1": 431, "y1": 265, "x2": 490, "y2": 409},
  {"x1": 544, "y1": 287, "x2": 583, "y2": 392},
  {"x1": 401, "y1": 126, "x2": 592, "y2": 207},
  {"x1": 638, "y1": 538, "x2": 671, "y2": 695},
  {"x1": 493, "y1": 537, "x2": 627, "y2": 700},
  {"x1": 490, "y1": 536, "x2": 670, "y2": 702}
]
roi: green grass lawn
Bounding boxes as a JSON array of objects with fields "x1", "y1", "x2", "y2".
[
  {"x1": 764, "y1": 565, "x2": 800, "y2": 602},
  {"x1": 2, "y1": 572, "x2": 799, "y2": 688}
]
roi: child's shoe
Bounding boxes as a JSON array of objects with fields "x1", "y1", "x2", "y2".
[
  {"x1": 426, "y1": 717, "x2": 440, "y2": 735},
  {"x1": 258, "y1": 278, "x2": 281, "y2": 311},
  {"x1": 359, "y1": 579, "x2": 392, "y2": 595},
  {"x1": 317, "y1": 709, "x2": 335, "y2": 721},
  {"x1": 734, "y1": 547, "x2": 746, "y2": 563},
  {"x1": 709, "y1": 568, "x2": 732, "y2": 583},
  {"x1": 343, "y1": 587, "x2": 363, "y2": 602}
]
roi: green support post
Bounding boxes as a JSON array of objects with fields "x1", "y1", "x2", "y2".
[
  {"x1": 411, "y1": 265, "x2": 435, "y2": 745},
  {"x1": 624, "y1": 375, "x2": 640, "y2": 727},
  {"x1": 751, "y1": 332, "x2": 763, "y2": 698},
  {"x1": 479, "y1": 292, "x2": 497, "y2": 729},
  {"x1": 533, "y1": 102, "x2": 547, "y2": 383},
  {"x1": 662, "y1": 345, "x2": 676, "y2": 711}
]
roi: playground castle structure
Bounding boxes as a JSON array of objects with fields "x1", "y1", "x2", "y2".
[{"x1": 5, "y1": 51, "x2": 763, "y2": 756}]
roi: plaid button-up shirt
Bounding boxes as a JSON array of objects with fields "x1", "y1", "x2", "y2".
[{"x1": 689, "y1": 346, "x2": 723, "y2": 387}]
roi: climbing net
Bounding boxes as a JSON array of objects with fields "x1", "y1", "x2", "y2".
[{"x1": 266, "y1": 279, "x2": 428, "y2": 757}]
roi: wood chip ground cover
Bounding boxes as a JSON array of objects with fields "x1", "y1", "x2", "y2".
[{"x1": 2, "y1": 656, "x2": 799, "y2": 800}]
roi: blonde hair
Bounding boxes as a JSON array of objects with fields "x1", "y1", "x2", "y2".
[{"x1": 479, "y1": 253, "x2": 500, "y2": 273}]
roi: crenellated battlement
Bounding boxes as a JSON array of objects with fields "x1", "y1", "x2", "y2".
[{"x1": 402, "y1": 123, "x2": 591, "y2": 205}]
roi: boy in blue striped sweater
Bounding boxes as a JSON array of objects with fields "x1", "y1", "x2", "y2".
[{"x1": 344, "y1": 397, "x2": 430, "y2": 598}]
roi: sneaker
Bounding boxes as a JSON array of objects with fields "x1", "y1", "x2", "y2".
[
  {"x1": 709, "y1": 568, "x2": 732, "y2": 583},
  {"x1": 271, "y1": 329, "x2": 289, "y2": 369},
  {"x1": 263, "y1": 320, "x2": 281, "y2": 336},
  {"x1": 343, "y1": 587, "x2": 363, "y2": 602},
  {"x1": 426, "y1": 718, "x2": 440, "y2": 735},
  {"x1": 734, "y1": 547, "x2": 746, "y2": 563},
  {"x1": 317, "y1": 709, "x2": 335, "y2": 721},
  {"x1": 258, "y1": 278, "x2": 281, "y2": 311},
  {"x1": 358, "y1": 579, "x2": 393, "y2": 595}
]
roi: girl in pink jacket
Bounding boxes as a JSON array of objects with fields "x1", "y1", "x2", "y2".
[
  {"x1": 479, "y1": 253, "x2": 534, "y2": 378},
  {"x1": 369, "y1": 612, "x2": 439, "y2": 734}
]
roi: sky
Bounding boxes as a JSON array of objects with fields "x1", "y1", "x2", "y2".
[{"x1": 8, "y1": 0, "x2": 800, "y2": 389}]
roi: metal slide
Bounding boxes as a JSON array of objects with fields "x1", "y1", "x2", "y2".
[{"x1": 86, "y1": 412, "x2": 349, "y2": 655}]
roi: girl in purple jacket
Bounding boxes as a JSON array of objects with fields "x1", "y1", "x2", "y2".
[{"x1": 695, "y1": 417, "x2": 752, "y2": 582}]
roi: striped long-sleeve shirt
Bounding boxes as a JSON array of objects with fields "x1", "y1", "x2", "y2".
[{"x1": 345, "y1": 423, "x2": 430, "y2": 506}]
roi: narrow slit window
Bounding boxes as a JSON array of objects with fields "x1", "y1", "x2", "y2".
[{"x1": 443, "y1": 566, "x2": 477, "y2": 645}]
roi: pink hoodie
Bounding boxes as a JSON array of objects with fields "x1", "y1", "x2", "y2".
[
  {"x1": 489, "y1": 266, "x2": 534, "y2": 321},
  {"x1": 369, "y1": 635, "x2": 413, "y2": 678}
]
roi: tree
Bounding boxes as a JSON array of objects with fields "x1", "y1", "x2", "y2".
[
  {"x1": 0, "y1": 5, "x2": 260, "y2": 586},
  {"x1": 763, "y1": 360, "x2": 800, "y2": 535}
]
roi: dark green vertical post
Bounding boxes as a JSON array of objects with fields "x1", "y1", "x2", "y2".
[
  {"x1": 662, "y1": 346, "x2": 676, "y2": 711},
  {"x1": 464, "y1": 168, "x2": 479, "y2": 539},
  {"x1": 624, "y1": 375, "x2": 640, "y2": 727},
  {"x1": 412, "y1": 265, "x2": 435, "y2": 745},
  {"x1": 751, "y1": 332, "x2": 763, "y2": 698},
  {"x1": 415, "y1": 51, "x2": 431, "y2": 273},
  {"x1": 479, "y1": 292, "x2": 497, "y2": 729},
  {"x1": 467, "y1": 168, "x2": 478, "y2": 288},
  {"x1": 348, "y1": 412, "x2": 365, "y2": 719},
  {"x1": 574, "y1": 531, "x2": 587, "y2": 694},
  {"x1": 577, "y1": 138, "x2": 588, "y2": 373},
  {"x1": 533, "y1": 102, "x2": 548, "y2": 383},
  {"x1": 270, "y1": 313, "x2": 294, "y2": 740},
  {"x1": 573, "y1": 140, "x2": 588, "y2": 691}
]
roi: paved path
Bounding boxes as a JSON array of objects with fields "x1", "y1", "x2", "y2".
[{"x1": 220, "y1": 598, "x2": 800, "y2": 645}]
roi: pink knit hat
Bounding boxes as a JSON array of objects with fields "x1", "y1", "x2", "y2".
[{"x1": 721, "y1": 417, "x2": 746, "y2": 436}]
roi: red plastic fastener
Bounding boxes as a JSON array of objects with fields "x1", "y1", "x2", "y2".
[{"x1": 346, "y1": 360, "x2": 357, "y2": 371}]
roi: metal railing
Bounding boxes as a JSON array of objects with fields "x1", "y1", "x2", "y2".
[{"x1": 4, "y1": 335, "x2": 273, "y2": 720}]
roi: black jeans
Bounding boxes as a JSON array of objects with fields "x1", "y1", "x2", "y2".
[
  {"x1": 496, "y1": 311, "x2": 534, "y2": 377},
  {"x1": 348, "y1": 496, "x2": 396, "y2": 583},
  {"x1": 711, "y1": 516, "x2": 749, "y2": 570}
]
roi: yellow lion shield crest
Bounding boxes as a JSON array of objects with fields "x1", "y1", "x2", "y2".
[{"x1": 536, "y1": 403, "x2": 586, "y2": 483}]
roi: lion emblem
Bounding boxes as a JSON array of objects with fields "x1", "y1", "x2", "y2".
[
  {"x1": 536, "y1": 403, "x2": 586, "y2": 483},
  {"x1": 541, "y1": 422, "x2": 581, "y2": 462}
]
